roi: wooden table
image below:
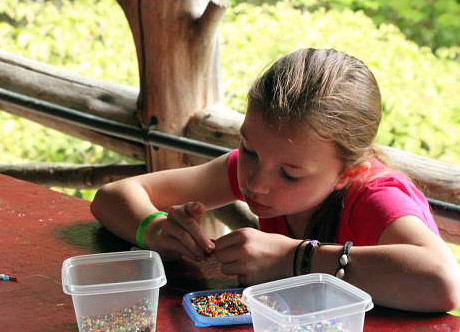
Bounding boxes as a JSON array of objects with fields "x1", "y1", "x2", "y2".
[{"x1": 1, "y1": 174, "x2": 459, "y2": 332}]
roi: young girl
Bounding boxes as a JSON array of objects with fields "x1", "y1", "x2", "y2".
[{"x1": 91, "y1": 48, "x2": 460, "y2": 312}]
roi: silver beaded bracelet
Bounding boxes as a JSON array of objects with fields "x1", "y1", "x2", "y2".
[{"x1": 335, "y1": 241, "x2": 352, "y2": 279}]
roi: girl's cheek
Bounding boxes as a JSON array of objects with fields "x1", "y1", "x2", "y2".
[
  {"x1": 238, "y1": 153, "x2": 252, "y2": 177},
  {"x1": 237, "y1": 160, "x2": 248, "y2": 190}
]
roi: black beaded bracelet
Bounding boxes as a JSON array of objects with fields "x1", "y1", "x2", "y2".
[
  {"x1": 300, "y1": 240, "x2": 320, "y2": 275},
  {"x1": 293, "y1": 240, "x2": 307, "y2": 276},
  {"x1": 335, "y1": 241, "x2": 353, "y2": 279}
]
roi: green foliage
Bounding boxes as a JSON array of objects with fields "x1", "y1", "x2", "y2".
[
  {"x1": 0, "y1": 0, "x2": 138, "y2": 197},
  {"x1": 345, "y1": 0, "x2": 460, "y2": 50},
  {"x1": 0, "y1": 0, "x2": 139, "y2": 85},
  {"x1": 0, "y1": 0, "x2": 138, "y2": 165},
  {"x1": 220, "y1": 2, "x2": 460, "y2": 164},
  {"x1": 233, "y1": 0, "x2": 460, "y2": 51},
  {"x1": 0, "y1": 112, "x2": 130, "y2": 164},
  {"x1": 56, "y1": 186, "x2": 97, "y2": 201}
]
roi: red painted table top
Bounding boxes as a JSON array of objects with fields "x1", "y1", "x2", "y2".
[{"x1": 0, "y1": 174, "x2": 459, "y2": 332}]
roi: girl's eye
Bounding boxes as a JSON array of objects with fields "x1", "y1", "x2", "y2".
[
  {"x1": 281, "y1": 168, "x2": 301, "y2": 182},
  {"x1": 242, "y1": 145, "x2": 257, "y2": 156}
]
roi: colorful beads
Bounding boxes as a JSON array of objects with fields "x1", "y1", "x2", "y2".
[
  {"x1": 80, "y1": 298, "x2": 156, "y2": 332},
  {"x1": 263, "y1": 319, "x2": 347, "y2": 332},
  {"x1": 190, "y1": 292, "x2": 249, "y2": 317},
  {"x1": 0, "y1": 274, "x2": 17, "y2": 282}
]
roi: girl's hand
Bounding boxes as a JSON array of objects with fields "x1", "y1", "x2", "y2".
[
  {"x1": 149, "y1": 202, "x2": 215, "y2": 261},
  {"x1": 213, "y1": 228, "x2": 298, "y2": 285}
]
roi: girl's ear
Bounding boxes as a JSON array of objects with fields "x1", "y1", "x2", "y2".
[{"x1": 334, "y1": 161, "x2": 371, "y2": 190}]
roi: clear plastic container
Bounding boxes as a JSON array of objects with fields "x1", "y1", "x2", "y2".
[
  {"x1": 242, "y1": 273, "x2": 373, "y2": 332},
  {"x1": 62, "y1": 250, "x2": 166, "y2": 332}
]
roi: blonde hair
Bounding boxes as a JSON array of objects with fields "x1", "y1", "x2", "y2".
[{"x1": 248, "y1": 48, "x2": 382, "y2": 168}]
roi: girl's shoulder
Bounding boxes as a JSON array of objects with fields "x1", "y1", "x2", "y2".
[
  {"x1": 364, "y1": 158, "x2": 410, "y2": 188},
  {"x1": 338, "y1": 158, "x2": 438, "y2": 245},
  {"x1": 348, "y1": 157, "x2": 423, "y2": 205}
]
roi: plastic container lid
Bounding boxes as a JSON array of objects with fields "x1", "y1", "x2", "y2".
[
  {"x1": 182, "y1": 288, "x2": 252, "y2": 326},
  {"x1": 62, "y1": 250, "x2": 166, "y2": 296},
  {"x1": 242, "y1": 273, "x2": 373, "y2": 325}
]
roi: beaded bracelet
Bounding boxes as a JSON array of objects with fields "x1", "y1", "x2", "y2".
[
  {"x1": 293, "y1": 240, "x2": 308, "y2": 276},
  {"x1": 135, "y1": 211, "x2": 168, "y2": 249},
  {"x1": 300, "y1": 240, "x2": 320, "y2": 275},
  {"x1": 335, "y1": 241, "x2": 353, "y2": 279}
]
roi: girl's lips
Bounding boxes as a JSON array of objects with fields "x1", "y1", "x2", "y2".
[{"x1": 245, "y1": 196, "x2": 269, "y2": 210}]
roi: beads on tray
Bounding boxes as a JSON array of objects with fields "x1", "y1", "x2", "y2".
[{"x1": 190, "y1": 292, "x2": 249, "y2": 317}]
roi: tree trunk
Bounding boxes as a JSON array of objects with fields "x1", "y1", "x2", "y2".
[{"x1": 117, "y1": 0, "x2": 227, "y2": 171}]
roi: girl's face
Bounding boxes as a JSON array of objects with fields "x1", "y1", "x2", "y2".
[{"x1": 237, "y1": 108, "x2": 347, "y2": 219}]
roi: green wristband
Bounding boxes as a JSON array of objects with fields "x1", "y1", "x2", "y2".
[{"x1": 136, "y1": 211, "x2": 168, "y2": 249}]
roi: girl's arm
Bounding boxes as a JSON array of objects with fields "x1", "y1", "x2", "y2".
[
  {"x1": 90, "y1": 153, "x2": 236, "y2": 259},
  {"x1": 311, "y1": 215, "x2": 460, "y2": 312},
  {"x1": 214, "y1": 215, "x2": 460, "y2": 312}
]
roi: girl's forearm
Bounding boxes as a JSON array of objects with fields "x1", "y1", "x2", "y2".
[
  {"x1": 311, "y1": 244, "x2": 460, "y2": 312},
  {"x1": 91, "y1": 180, "x2": 159, "y2": 245}
]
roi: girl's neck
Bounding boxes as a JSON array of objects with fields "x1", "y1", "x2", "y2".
[{"x1": 286, "y1": 210, "x2": 315, "y2": 239}]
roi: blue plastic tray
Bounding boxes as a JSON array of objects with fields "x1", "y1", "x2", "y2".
[{"x1": 182, "y1": 288, "x2": 252, "y2": 327}]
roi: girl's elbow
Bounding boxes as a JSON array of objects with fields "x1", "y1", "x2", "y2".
[
  {"x1": 90, "y1": 189, "x2": 103, "y2": 221},
  {"x1": 90, "y1": 183, "x2": 115, "y2": 222},
  {"x1": 440, "y1": 277, "x2": 460, "y2": 312},
  {"x1": 435, "y1": 285, "x2": 460, "y2": 313},
  {"x1": 430, "y1": 263, "x2": 460, "y2": 312}
]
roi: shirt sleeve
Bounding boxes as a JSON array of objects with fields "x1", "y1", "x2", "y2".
[
  {"x1": 227, "y1": 149, "x2": 244, "y2": 200},
  {"x1": 347, "y1": 184, "x2": 432, "y2": 245}
]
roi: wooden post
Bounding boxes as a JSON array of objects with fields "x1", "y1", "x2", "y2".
[{"x1": 116, "y1": 0, "x2": 226, "y2": 171}]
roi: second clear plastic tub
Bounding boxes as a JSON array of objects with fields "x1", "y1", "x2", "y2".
[{"x1": 242, "y1": 273, "x2": 373, "y2": 332}]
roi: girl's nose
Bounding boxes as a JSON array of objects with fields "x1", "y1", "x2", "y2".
[{"x1": 247, "y1": 168, "x2": 270, "y2": 195}]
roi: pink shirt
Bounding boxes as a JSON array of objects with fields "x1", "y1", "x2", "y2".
[{"x1": 227, "y1": 149, "x2": 439, "y2": 245}]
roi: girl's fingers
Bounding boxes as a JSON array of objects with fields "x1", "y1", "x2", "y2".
[
  {"x1": 158, "y1": 234, "x2": 199, "y2": 261},
  {"x1": 213, "y1": 244, "x2": 241, "y2": 263},
  {"x1": 185, "y1": 202, "x2": 206, "y2": 217},
  {"x1": 220, "y1": 259, "x2": 252, "y2": 286},
  {"x1": 214, "y1": 229, "x2": 247, "y2": 251},
  {"x1": 163, "y1": 219, "x2": 205, "y2": 260},
  {"x1": 237, "y1": 274, "x2": 249, "y2": 286},
  {"x1": 221, "y1": 260, "x2": 246, "y2": 276},
  {"x1": 173, "y1": 203, "x2": 215, "y2": 253}
]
